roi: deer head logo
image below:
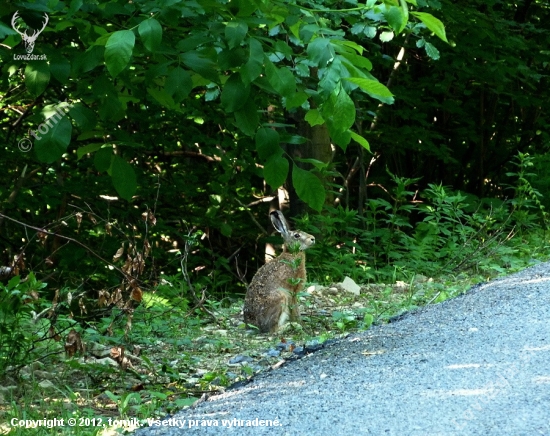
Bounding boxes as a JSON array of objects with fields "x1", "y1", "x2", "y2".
[{"x1": 11, "y1": 11, "x2": 49, "y2": 54}]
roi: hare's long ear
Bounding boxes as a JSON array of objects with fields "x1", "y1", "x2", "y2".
[{"x1": 270, "y1": 210, "x2": 290, "y2": 236}]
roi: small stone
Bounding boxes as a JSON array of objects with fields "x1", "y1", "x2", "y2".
[
  {"x1": 327, "y1": 287, "x2": 339, "y2": 295},
  {"x1": 393, "y1": 281, "x2": 408, "y2": 292},
  {"x1": 195, "y1": 368, "x2": 208, "y2": 376},
  {"x1": 341, "y1": 277, "x2": 361, "y2": 295},
  {"x1": 38, "y1": 380, "x2": 55, "y2": 389},
  {"x1": 265, "y1": 349, "x2": 280, "y2": 357},
  {"x1": 214, "y1": 329, "x2": 228, "y2": 336},
  {"x1": 228, "y1": 355, "x2": 254, "y2": 365},
  {"x1": 320, "y1": 373, "x2": 328, "y2": 380},
  {"x1": 414, "y1": 274, "x2": 429, "y2": 283},
  {"x1": 292, "y1": 346, "x2": 305, "y2": 356},
  {"x1": 305, "y1": 343, "x2": 322, "y2": 353}
]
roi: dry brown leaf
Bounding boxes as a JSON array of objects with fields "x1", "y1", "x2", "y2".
[
  {"x1": 49, "y1": 325, "x2": 61, "y2": 341},
  {"x1": 111, "y1": 288, "x2": 124, "y2": 307},
  {"x1": 52, "y1": 289, "x2": 59, "y2": 307},
  {"x1": 113, "y1": 246, "x2": 124, "y2": 262},
  {"x1": 65, "y1": 329, "x2": 85, "y2": 357},
  {"x1": 130, "y1": 287, "x2": 143, "y2": 302},
  {"x1": 75, "y1": 212, "x2": 83, "y2": 228},
  {"x1": 78, "y1": 297, "x2": 87, "y2": 314},
  {"x1": 148, "y1": 211, "x2": 156, "y2": 226},
  {"x1": 106, "y1": 322, "x2": 113, "y2": 336},
  {"x1": 110, "y1": 346, "x2": 124, "y2": 361},
  {"x1": 122, "y1": 256, "x2": 132, "y2": 274},
  {"x1": 98, "y1": 290, "x2": 109, "y2": 307},
  {"x1": 143, "y1": 239, "x2": 151, "y2": 257},
  {"x1": 125, "y1": 312, "x2": 133, "y2": 334}
]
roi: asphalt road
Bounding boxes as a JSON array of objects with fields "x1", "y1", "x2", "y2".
[{"x1": 135, "y1": 262, "x2": 550, "y2": 435}]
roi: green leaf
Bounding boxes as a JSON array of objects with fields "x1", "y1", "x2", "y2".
[
  {"x1": 234, "y1": 98, "x2": 258, "y2": 136},
  {"x1": 307, "y1": 38, "x2": 334, "y2": 68},
  {"x1": 384, "y1": 6, "x2": 405, "y2": 34},
  {"x1": 424, "y1": 42, "x2": 440, "y2": 60},
  {"x1": 111, "y1": 155, "x2": 137, "y2": 201},
  {"x1": 7, "y1": 275, "x2": 20, "y2": 290},
  {"x1": 34, "y1": 116, "x2": 72, "y2": 163},
  {"x1": 165, "y1": 67, "x2": 193, "y2": 101},
  {"x1": 25, "y1": 62, "x2": 50, "y2": 97},
  {"x1": 138, "y1": 18, "x2": 162, "y2": 51},
  {"x1": 225, "y1": 20, "x2": 248, "y2": 49},
  {"x1": 69, "y1": 103, "x2": 97, "y2": 131},
  {"x1": 285, "y1": 92, "x2": 308, "y2": 110},
  {"x1": 76, "y1": 143, "x2": 103, "y2": 160},
  {"x1": 294, "y1": 158, "x2": 329, "y2": 170},
  {"x1": 292, "y1": 165, "x2": 326, "y2": 212},
  {"x1": 73, "y1": 45, "x2": 104, "y2": 74},
  {"x1": 147, "y1": 87, "x2": 177, "y2": 109},
  {"x1": 343, "y1": 77, "x2": 395, "y2": 104},
  {"x1": 221, "y1": 74, "x2": 250, "y2": 112},
  {"x1": 331, "y1": 88, "x2": 355, "y2": 132},
  {"x1": 400, "y1": 0, "x2": 409, "y2": 22},
  {"x1": 350, "y1": 131, "x2": 370, "y2": 151},
  {"x1": 220, "y1": 223, "x2": 232, "y2": 237},
  {"x1": 94, "y1": 147, "x2": 112, "y2": 172},
  {"x1": 327, "y1": 124, "x2": 351, "y2": 149},
  {"x1": 305, "y1": 109, "x2": 325, "y2": 127},
  {"x1": 264, "y1": 155, "x2": 289, "y2": 189},
  {"x1": 339, "y1": 52, "x2": 372, "y2": 71},
  {"x1": 49, "y1": 55, "x2": 71, "y2": 84},
  {"x1": 265, "y1": 58, "x2": 295, "y2": 97},
  {"x1": 411, "y1": 12, "x2": 448, "y2": 43},
  {"x1": 280, "y1": 134, "x2": 307, "y2": 144},
  {"x1": 255, "y1": 128, "x2": 282, "y2": 160},
  {"x1": 241, "y1": 38, "x2": 264, "y2": 84},
  {"x1": 68, "y1": 0, "x2": 83, "y2": 15},
  {"x1": 105, "y1": 30, "x2": 135, "y2": 77},
  {"x1": 180, "y1": 50, "x2": 218, "y2": 82},
  {"x1": 318, "y1": 59, "x2": 345, "y2": 97}
]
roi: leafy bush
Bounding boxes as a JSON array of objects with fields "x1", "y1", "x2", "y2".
[{"x1": 301, "y1": 154, "x2": 549, "y2": 284}]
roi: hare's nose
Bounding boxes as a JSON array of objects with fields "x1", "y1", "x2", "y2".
[{"x1": 310, "y1": 237, "x2": 316, "y2": 244}]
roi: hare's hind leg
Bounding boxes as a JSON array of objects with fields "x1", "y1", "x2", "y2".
[{"x1": 258, "y1": 290, "x2": 291, "y2": 333}]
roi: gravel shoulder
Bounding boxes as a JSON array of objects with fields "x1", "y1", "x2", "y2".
[{"x1": 135, "y1": 262, "x2": 550, "y2": 435}]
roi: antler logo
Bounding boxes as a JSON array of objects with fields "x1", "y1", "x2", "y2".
[{"x1": 11, "y1": 11, "x2": 49, "y2": 54}]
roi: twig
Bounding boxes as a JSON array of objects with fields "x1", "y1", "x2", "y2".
[
  {"x1": 180, "y1": 228, "x2": 218, "y2": 322},
  {"x1": 235, "y1": 198, "x2": 268, "y2": 234},
  {"x1": 0, "y1": 212, "x2": 135, "y2": 281}
]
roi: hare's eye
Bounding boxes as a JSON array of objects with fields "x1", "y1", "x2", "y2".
[{"x1": 293, "y1": 233, "x2": 301, "y2": 239}]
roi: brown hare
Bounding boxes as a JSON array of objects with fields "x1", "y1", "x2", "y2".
[{"x1": 243, "y1": 210, "x2": 315, "y2": 333}]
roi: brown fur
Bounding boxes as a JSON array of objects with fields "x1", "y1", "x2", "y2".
[{"x1": 243, "y1": 211, "x2": 315, "y2": 333}]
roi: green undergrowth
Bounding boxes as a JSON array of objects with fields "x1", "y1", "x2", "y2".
[
  {"x1": 2, "y1": 155, "x2": 550, "y2": 435},
  {"x1": 1, "y1": 253, "x2": 548, "y2": 436}
]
